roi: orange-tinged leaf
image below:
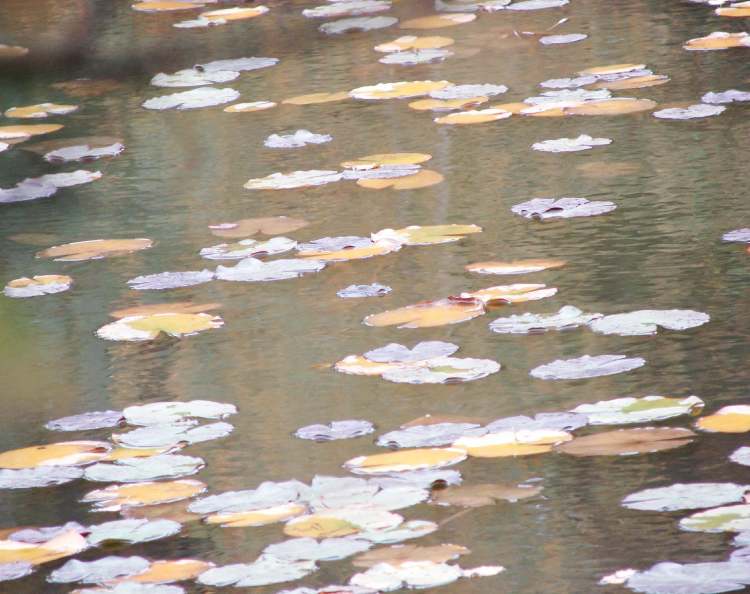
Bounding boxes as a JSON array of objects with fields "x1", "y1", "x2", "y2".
[
  {"x1": 408, "y1": 96, "x2": 488, "y2": 111},
  {"x1": 223, "y1": 101, "x2": 276, "y2": 113},
  {"x1": 125, "y1": 559, "x2": 214, "y2": 583},
  {"x1": 206, "y1": 503, "x2": 307, "y2": 527},
  {"x1": 284, "y1": 515, "x2": 361, "y2": 538},
  {"x1": 587, "y1": 74, "x2": 669, "y2": 90},
  {"x1": 0, "y1": 441, "x2": 110, "y2": 469},
  {"x1": 563, "y1": 98, "x2": 657, "y2": 116},
  {"x1": 342, "y1": 153, "x2": 432, "y2": 168},
  {"x1": 684, "y1": 32, "x2": 750, "y2": 50},
  {"x1": 363, "y1": 298, "x2": 485, "y2": 328},
  {"x1": 345, "y1": 448, "x2": 467, "y2": 474},
  {"x1": 283, "y1": 91, "x2": 350, "y2": 105},
  {"x1": 399, "y1": 13, "x2": 475, "y2": 29},
  {"x1": 461, "y1": 284, "x2": 557, "y2": 305},
  {"x1": 465, "y1": 259, "x2": 566, "y2": 275},
  {"x1": 82, "y1": 480, "x2": 206, "y2": 511},
  {"x1": 578, "y1": 63, "x2": 646, "y2": 76},
  {"x1": 716, "y1": 6, "x2": 750, "y2": 16},
  {"x1": 434, "y1": 108, "x2": 511, "y2": 124},
  {"x1": 5, "y1": 104, "x2": 78, "y2": 119},
  {"x1": 335, "y1": 355, "x2": 415, "y2": 376},
  {"x1": 0, "y1": 530, "x2": 87, "y2": 565},
  {"x1": 201, "y1": 5, "x2": 269, "y2": 20},
  {"x1": 696, "y1": 406, "x2": 750, "y2": 433},
  {"x1": 358, "y1": 169, "x2": 444, "y2": 190},
  {"x1": 0, "y1": 124, "x2": 63, "y2": 140},
  {"x1": 7, "y1": 274, "x2": 71, "y2": 288},
  {"x1": 299, "y1": 243, "x2": 397, "y2": 261},
  {"x1": 375, "y1": 36, "x2": 455, "y2": 52},
  {"x1": 132, "y1": 1, "x2": 204, "y2": 12},
  {"x1": 37, "y1": 239, "x2": 153, "y2": 262},
  {"x1": 453, "y1": 431, "x2": 571, "y2": 458},
  {"x1": 110, "y1": 302, "x2": 221, "y2": 319},
  {"x1": 350, "y1": 80, "x2": 451, "y2": 100},
  {"x1": 489, "y1": 102, "x2": 529, "y2": 114}
]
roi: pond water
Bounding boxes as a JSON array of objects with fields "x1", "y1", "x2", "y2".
[{"x1": 1, "y1": 0, "x2": 750, "y2": 592}]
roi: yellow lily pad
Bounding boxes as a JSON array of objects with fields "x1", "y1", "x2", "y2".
[
  {"x1": 408, "y1": 96, "x2": 488, "y2": 111},
  {"x1": 5, "y1": 103, "x2": 78, "y2": 119},
  {"x1": 696, "y1": 406, "x2": 750, "y2": 433},
  {"x1": 284, "y1": 515, "x2": 361, "y2": 538},
  {"x1": 132, "y1": 1, "x2": 204, "y2": 12},
  {"x1": 283, "y1": 91, "x2": 350, "y2": 105},
  {"x1": 521, "y1": 103, "x2": 580, "y2": 117},
  {"x1": 374, "y1": 224, "x2": 482, "y2": 245},
  {"x1": 0, "y1": 530, "x2": 87, "y2": 565},
  {"x1": 453, "y1": 430, "x2": 571, "y2": 458},
  {"x1": 125, "y1": 559, "x2": 215, "y2": 584},
  {"x1": 375, "y1": 36, "x2": 455, "y2": 52},
  {"x1": 587, "y1": 74, "x2": 669, "y2": 90},
  {"x1": 684, "y1": 31, "x2": 750, "y2": 50},
  {"x1": 200, "y1": 6, "x2": 269, "y2": 20},
  {"x1": 563, "y1": 98, "x2": 657, "y2": 116},
  {"x1": 717, "y1": 6, "x2": 750, "y2": 16},
  {"x1": 399, "y1": 13, "x2": 476, "y2": 29},
  {"x1": 110, "y1": 302, "x2": 221, "y2": 319},
  {"x1": 364, "y1": 297, "x2": 485, "y2": 328},
  {"x1": 299, "y1": 242, "x2": 398, "y2": 261},
  {"x1": 0, "y1": 441, "x2": 111, "y2": 469},
  {"x1": 344, "y1": 447, "x2": 467, "y2": 474},
  {"x1": 334, "y1": 355, "x2": 413, "y2": 376},
  {"x1": 434, "y1": 108, "x2": 511, "y2": 124},
  {"x1": 492, "y1": 101, "x2": 539, "y2": 114},
  {"x1": 82, "y1": 480, "x2": 207, "y2": 511},
  {"x1": 578, "y1": 63, "x2": 646, "y2": 76},
  {"x1": 465, "y1": 259, "x2": 566, "y2": 275},
  {"x1": 342, "y1": 153, "x2": 432, "y2": 169},
  {"x1": 358, "y1": 169, "x2": 444, "y2": 189},
  {"x1": 206, "y1": 503, "x2": 308, "y2": 527},
  {"x1": 461, "y1": 284, "x2": 557, "y2": 305},
  {"x1": 37, "y1": 238, "x2": 153, "y2": 262},
  {"x1": 224, "y1": 101, "x2": 277, "y2": 113},
  {"x1": 350, "y1": 80, "x2": 451, "y2": 100},
  {"x1": 0, "y1": 124, "x2": 63, "y2": 140},
  {"x1": 97, "y1": 313, "x2": 224, "y2": 342}
]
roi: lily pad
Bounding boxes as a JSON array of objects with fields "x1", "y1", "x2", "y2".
[
  {"x1": 209, "y1": 216, "x2": 308, "y2": 238},
  {"x1": 142, "y1": 87, "x2": 239, "y2": 110},
  {"x1": 283, "y1": 91, "x2": 350, "y2": 105},
  {"x1": 83, "y1": 455, "x2": 205, "y2": 483},
  {"x1": 0, "y1": 170, "x2": 102, "y2": 204},
  {"x1": 381, "y1": 357, "x2": 500, "y2": 384},
  {"x1": 119, "y1": 559, "x2": 213, "y2": 584},
  {"x1": 489, "y1": 306, "x2": 602, "y2": 334},
  {"x1": 204, "y1": 503, "x2": 308, "y2": 528},
  {"x1": 507, "y1": 0, "x2": 568, "y2": 8},
  {"x1": 0, "y1": 440, "x2": 111, "y2": 469},
  {"x1": 697, "y1": 406, "x2": 750, "y2": 433},
  {"x1": 654, "y1": 104, "x2": 726, "y2": 120},
  {"x1": 454, "y1": 430, "x2": 571, "y2": 457},
  {"x1": 216, "y1": 258, "x2": 325, "y2": 281},
  {"x1": 72, "y1": 584, "x2": 185, "y2": 594},
  {"x1": 399, "y1": 13, "x2": 475, "y2": 28},
  {"x1": 563, "y1": 98, "x2": 657, "y2": 115},
  {"x1": 132, "y1": 1, "x2": 204, "y2": 12},
  {"x1": 485, "y1": 412, "x2": 588, "y2": 432},
  {"x1": 350, "y1": 560, "x2": 502, "y2": 591},
  {"x1": 590, "y1": 309, "x2": 710, "y2": 335},
  {"x1": 150, "y1": 69, "x2": 239, "y2": 88},
  {"x1": 97, "y1": 313, "x2": 223, "y2": 342},
  {"x1": 350, "y1": 80, "x2": 451, "y2": 100},
  {"x1": 625, "y1": 558, "x2": 750, "y2": 594},
  {"x1": 0, "y1": 467, "x2": 83, "y2": 489},
  {"x1": 353, "y1": 544, "x2": 469, "y2": 567},
  {"x1": 5, "y1": 103, "x2": 77, "y2": 119},
  {"x1": 466, "y1": 259, "x2": 566, "y2": 274},
  {"x1": 38, "y1": 239, "x2": 152, "y2": 262},
  {"x1": 198, "y1": 57, "x2": 278, "y2": 72},
  {"x1": 4, "y1": 275, "x2": 73, "y2": 298},
  {"x1": 622, "y1": 483, "x2": 749, "y2": 512},
  {"x1": 305, "y1": 474, "x2": 428, "y2": 512},
  {"x1": 295, "y1": 421, "x2": 375, "y2": 441},
  {"x1": 435, "y1": 108, "x2": 512, "y2": 124},
  {"x1": 113, "y1": 421, "x2": 233, "y2": 448},
  {"x1": 87, "y1": 519, "x2": 181, "y2": 545},
  {"x1": 375, "y1": 36, "x2": 455, "y2": 52},
  {"x1": 0, "y1": 562, "x2": 33, "y2": 582},
  {"x1": 345, "y1": 448, "x2": 467, "y2": 474},
  {"x1": 431, "y1": 483, "x2": 542, "y2": 506},
  {"x1": 337, "y1": 283, "x2": 392, "y2": 298},
  {"x1": 199, "y1": 6, "x2": 269, "y2": 21},
  {"x1": 377, "y1": 423, "x2": 484, "y2": 448},
  {"x1": 124, "y1": 400, "x2": 236, "y2": 425},
  {"x1": 572, "y1": 395, "x2": 704, "y2": 425},
  {"x1": 0, "y1": 530, "x2": 87, "y2": 565},
  {"x1": 45, "y1": 410, "x2": 124, "y2": 431},
  {"x1": 357, "y1": 169, "x2": 444, "y2": 189},
  {"x1": 365, "y1": 341, "x2": 459, "y2": 362},
  {"x1": 285, "y1": 509, "x2": 403, "y2": 538},
  {"x1": 684, "y1": 31, "x2": 750, "y2": 50},
  {"x1": 556, "y1": 427, "x2": 695, "y2": 456},
  {"x1": 127, "y1": 269, "x2": 215, "y2": 291},
  {"x1": 49, "y1": 556, "x2": 151, "y2": 584},
  {"x1": 200, "y1": 237, "x2": 297, "y2": 260},
  {"x1": 244, "y1": 170, "x2": 342, "y2": 190},
  {"x1": 409, "y1": 97, "x2": 489, "y2": 111},
  {"x1": 702, "y1": 89, "x2": 750, "y2": 104},
  {"x1": 83, "y1": 480, "x2": 207, "y2": 512},
  {"x1": 530, "y1": 354, "x2": 646, "y2": 380},
  {"x1": 25, "y1": 137, "x2": 124, "y2": 163},
  {"x1": 189, "y1": 479, "x2": 307, "y2": 515},
  {"x1": 265, "y1": 130, "x2": 332, "y2": 148},
  {"x1": 363, "y1": 298, "x2": 485, "y2": 328},
  {"x1": 539, "y1": 33, "x2": 587, "y2": 44},
  {"x1": 532, "y1": 135, "x2": 612, "y2": 152},
  {"x1": 463, "y1": 284, "x2": 558, "y2": 305},
  {"x1": 224, "y1": 101, "x2": 277, "y2": 112},
  {"x1": 198, "y1": 556, "x2": 317, "y2": 587},
  {"x1": 680, "y1": 504, "x2": 750, "y2": 533},
  {"x1": 731, "y1": 447, "x2": 750, "y2": 466},
  {"x1": 320, "y1": 16, "x2": 398, "y2": 34},
  {"x1": 723, "y1": 229, "x2": 750, "y2": 243},
  {"x1": 372, "y1": 224, "x2": 481, "y2": 246},
  {"x1": 264, "y1": 537, "x2": 371, "y2": 562},
  {"x1": 380, "y1": 49, "x2": 453, "y2": 65},
  {"x1": 304, "y1": 1, "x2": 391, "y2": 18}
]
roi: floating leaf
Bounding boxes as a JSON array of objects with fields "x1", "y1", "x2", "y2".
[
  {"x1": 377, "y1": 423, "x2": 484, "y2": 448},
  {"x1": 507, "y1": 0, "x2": 568, "y2": 8},
  {"x1": 373, "y1": 224, "x2": 481, "y2": 245},
  {"x1": 530, "y1": 354, "x2": 646, "y2": 380},
  {"x1": 264, "y1": 537, "x2": 371, "y2": 562},
  {"x1": 435, "y1": 108, "x2": 511, "y2": 124},
  {"x1": 45, "y1": 410, "x2": 123, "y2": 432},
  {"x1": 375, "y1": 36, "x2": 454, "y2": 52},
  {"x1": 453, "y1": 430, "x2": 571, "y2": 457},
  {"x1": 142, "y1": 87, "x2": 239, "y2": 110},
  {"x1": 4, "y1": 275, "x2": 72, "y2": 298},
  {"x1": 298, "y1": 237, "x2": 401, "y2": 261},
  {"x1": 702, "y1": 89, "x2": 750, "y2": 104},
  {"x1": 0, "y1": 467, "x2": 83, "y2": 489},
  {"x1": 5, "y1": 103, "x2": 77, "y2": 119},
  {"x1": 283, "y1": 92, "x2": 351, "y2": 105},
  {"x1": 126, "y1": 270, "x2": 215, "y2": 290},
  {"x1": 722, "y1": 229, "x2": 750, "y2": 243},
  {"x1": 24, "y1": 137, "x2": 124, "y2": 163},
  {"x1": 563, "y1": 98, "x2": 657, "y2": 115},
  {"x1": 224, "y1": 101, "x2": 277, "y2": 112},
  {"x1": 717, "y1": 4, "x2": 750, "y2": 15},
  {"x1": 572, "y1": 395, "x2": 704, "y2": 425},
  {"x1": 380, "y1": 49, "x2": 453, "y2": 65},
  {"x1": 83, "y1": 480, "x2": 206, "y2": 512},
  {"x1": 337, "y1": 283, "x2": 392, "y2": 298},
  {"x1": 198, "y1": 57, "x2": 278, "y2": 72},
  {"x1": 532, "y1": 135, "x2": 612, "y2": 152},
  {"x1": 466, "y1": 259, "x2": 566, "y2": 275},
  {"x1": 72, "y1": 583, "x2": 185, "y2": 594},
  {"x1": 87, "y1": 519, "x2": 181, "y2": 546},
  {"x1": 110, "y1": 303, "x2": 220, "y2": 319},
  {"x1": 512, "y1": 197, "x2": 616, "y2": 219},
  {"x1": 305, "y1": 474, "x2": 428, "y2": 513},
  {"x1": 49, "y1": 556, "x2": 150, "y2": 583},
  {"x1": 350, "y1": 80, "x2": 451, "y2": 100},
  {"x1": 342, "y1": 153, "x2": 432, "y2": 168},
  {"x1": 122, "y1": 559, "x2": 214, "y2": 584},
  {"x1": 83, "y1": 455, "x2": 205, "y2": 483},
  {"x1": 624, "y1": 558, "x2": 750, "y2": 594},
  {"x1": 409, "y1": 97, "x2": 488, "y2": 111},
  {"x1": 588, "y1": 74, "x2": 669, "y2": 90},
  {"x1": 461, "y1": 283, "x2": 557, "y2": 304},
  {"x1": 381, "y1": 357, "x2": 500, "y2": 384},
  {"x1": 430, "y1": 483, "x2": 542, "y2": 507},
  {"x1": 124, "y1": 400, "x2": 236, "y2": 426},
  {"x1": 200, "y1": 237, "x2": 297, "y2": 260},
  {"x1": 539, "y1": 33, "x2": 587, "y2": 45},
  {"x1": 0, "y1": 562, "x2": 33, "y2": 582},
  {"x1": 320, "y1": 16, "x2": 398, "y2": 34},
  {"x1": 132, "y1": 2, "x2": 204, "y2": 12},
  {"x1": 489, "y1": 306, "x2": 601, "y2": 334},
  {"x1": 0, "y1": 170, "x2": 102, "y2": 204},
  {"x1": 199, "y1": 6, "x2": 269, "y2": 20},
  {"x1": 485, "y1": 412, "x2": 587, "y2": 433},
  {"x1": 286, "y1": 509, "x2": 403, "y2": 539},
  {"x1": 189, "y1": 479, "x2": 307, "y2": 515},
  {"x1": 399, "y1": 14, "x2": 475, "y2": 28},
  {"x1": 681, "y1": 504, "x2": 750, "y2": 533},
  {"x1": 209, "y1": 216, "x2": 308, "y2": 238},
  {"x1": 0, "y1": 44, "x2": 29, "y2": 59},
  {"x1": 622, "y1": 483, "x2": 749, "y2": 512},
  {"x1": 363, "y1": 298, "x2": 485, "y2": 328},
  {"x1": 350, "y1": 560, "x2": 502, "y2": 591},
  {"x1": 589, "y1": 310, "x2": 710, "y2": 335},
  {"x1": 0, "y1": 441, "x2": 110, "y2": 470},
  {"x1": 556, "y1": 427, "x2": 695, "y2": 456},
  {"x1": 696, "y1": 406, "x2": 750, "y2": 433},
  {"x1": 150, "y1": 69, "x2": 239, "y2": 88},
  {"x1": 264, "y1": 130, "x2": 332, "y2": 148},
  {"x1": 303, "y1": 1, "x2": 391, "y2": 18},
  {"x1": 357, "y1": 169, "x2": 444, "y2": 189},
  {"x1": 684, "y1": 31, "x2": 750, "y2": 50},
  {"x1": 541, "y1": 75, "x2": 597, "y2": 89},
  {"x1": 205, "y1": 503, "x2": 308, "y2": 527},
  {"x1": 731, "y1": 447, "x2": 750, "y2": 466},
  {"x1": 113, "y1": 421, "x2": 233, "y2": 449},
  {"x1": 353, "y1": 544, "x2": 469, "y2": 567},
  {"x1": 653, "y1": 104, "x2": 726, "y2": 120},
  {"x1": 198, "y1": 555, "x2": 317, "y2": 587},
  {"x1": 579, "y1": 63, "x2": 646, "y2": 76},
  {"x1": 244, "y1": 170, "x2": 342, "y2": 190},
  {"x1": 365, "y1": 341, "x2": 459, "y2": 362},
  {"x1": 344, "y1": 448, "x2": 467, "y2": 474},
  {"x1": 0, "y1": 530, "x2": 87, "y2": 566},
  {"x1": 216, "y1": 258, "x2": 325, "y2": 281},
  {"x1": 97, "y1": 313, "x2": 223, "y2": 342},
  {"x1": 0, "y1": 124, "x2": 63, "y2": 140},
  {"x1": 295, "y1": 420, "x2": 375, "y2": 441},
  {"x1": 37, "y1": 239, "x2": 152, "y2": 262}
]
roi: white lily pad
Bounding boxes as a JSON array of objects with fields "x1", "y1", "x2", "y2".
[
  {"x1": 198, "y1": 555, "x2": 317, "y2": 587},
  {"x1": 622, "y1": 483, "x2": 749, "y2": 512},
  {"x1": 377, "y1": 423, "x2": 485, "y2": 448},
  {"x1": 530, "y1": 354, "x2": 646, "y2": 380},
  {"x1": 511, "y1": 197, "x2": 617, "y2": 219},
  {"x1": 381, "y1": 357, "x2": 501, "y2": 384},
  {"x1": 485, "y1": 412, "x2": 588, "y2": 432},
  {"x1": 142, "y1": 87, "x2": 239, "y2": 110},
  {"x1": 263, "y1": 537, "x2": 372, "y2": 562},
  {"x1": 150, "y1": 69, "x2": 239, "y2": 88},
  {"x1": 126, "y1": 270, "x2": 215, "y2": 290},
  {"x1": 198, "y1": 57, "x2": 278, "y2": 72},
  {"x1": 73, "y1": 585, "x2": 184, "y2": 594},
  {"x1": 87, "y1": 519, "x2": 181, "y2": 545},
  {"x1": 200, "y1": 237, "x2": 297, "y2": 260},
  {"x1": 0, "y1": 170, "x2": 102, "y2": 204},
  {"x1": 489, "y1": 306, "x2": 602, "y2": 334},
  {"x1": 303, "y1": 1, "x2": 391, "y2": 18},
  {"x1": 507, "y1": 0, "x2": 568, "y2": 8},
  {"x1": 702, "y1": 89, "x2": 750, "y2": 104},
  {"x1": 124, "y1": 400, "x2": 236, "y2": 426},
  {"x1": 379, "y1": 49, "x2": 453, "y2": 65},
  {"x1": 30, "y1": 138, "x2": 125, "y2": 163},
  {"x1": 216, "y1": 258, "x2": 325, "y2": 282},
  {"x1": 4, "y1": 275, "x2": 73, "y2": 298},
  {"x1": 113, "y1": 421, "x2": 233, "y2": 449},
  {"x1": 0, "y1": 562, "x2": 33, "y2": 582},
  {"x1": 0, "y1": 466, "x2": 83, "y2": 489},
  {"x1": 264, "y1": 130, "x2": 332, "y2": 148},
  {"x1": 337, "y1": 283, "x2": 392, "y2": 298},
  {"x1": 571, "y1": 395, "x2": 704, "y2": 425},
  {"x1": 189, "y1": 480, "x2": 307, "y2": 514},
  {"x1": 7, "y1": 522, "x2": 86, "y2": 544},
  {"x1": 539, "y1": 33, "x2": 587, "y2": 44},
  {"x1": 526, "y1": 89, "x2": 610, "y2": 104},
  {"x1": 731, "y1": 447, "x2": 750, "y2": 466},
  {"x1": 319, "y1": 16, "x2": 398, "y2": 34},
  {"x1": 653, "y1": 104, "x2": 726, "y2": 119},
  {"x1": 244, "y1": 170, "x2": 342, "y2": 190},
  {"x1": 305, "y1": 475, "x2": 428, "y2": 512},
  {"x1": 356, "y1": 520, "x2": 439, "y2": 544},
  {"x1": 83, "y1": 455, "x2": 205, "y2": 483},
  {"x1": 430, "y1": 84, "x2": 507, "y2": 99},
  {"x1": 48, "y1": 556, "x2": 150, "y2": 584},
  {"x1": 625, "y1": 559, "x2": 750, "y2": 594},
  {"x1": 680, "y1": 504, "x2": 750, "y2": 533},
  {"x1": 45, "y1": 411, "x2": 124, "y2": 431},
  {"x1": 532, "y1": 135, "x2": 612, "y2": 152},
  {"x1": 723, "y1": 229, "x2": 750, "y2": 243},
  {"x1": 590, "y1": 309, "x2": 710, "y2": 335},
  {"x1": 540, "y1": 75, "x2": 597, "y2": 89},
  {"x1": 295, "y1": 420, "x2": 375, "y2": 441},
  {"x1": 365, "y1": 341, "x2": 459, "y2": 362}
]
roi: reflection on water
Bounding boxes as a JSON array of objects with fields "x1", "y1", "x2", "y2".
[{"x1": 1, "y1": 0, "x2": 750, "y2": 592}]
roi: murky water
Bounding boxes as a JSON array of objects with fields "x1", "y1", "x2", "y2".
[{"x1": 1, "y1": 0, "x2": 750, "y2": 592}]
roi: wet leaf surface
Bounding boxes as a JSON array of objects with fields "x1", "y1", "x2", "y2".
[
  {"x1": 622, "y1": 483, "x2": 749, "y2": 512},
  {"x1": 82, "y1": 480, "x2": 207, "y2": 512},
  {"x1": 489, "y1": 305, "x2": 602, "y2": 334},
  {"x1": 589, "y1": 309, "x2": 710, "y2": 335},
  {"x1": 572, "y1": 395, "x2": 704, "y2": 425},
  {"x1": 295, "y1": 420, "x2": 375, "y2": 441},
  {"x1": 344, "y1": 448, "x2": 467, "y2": 474},
  {"x1": 97, "y1": 313, "x2": 224, "y2": 341},
  {"x1": 697, "y1": 406, "x2": 750, "y2": 433},
  {"x1": 532, "y1": 135, "x2": 612, "y2": 152},
  {"x1": 45, "y1": 411, "x2": 124, "y2": 431},
  {"x1": 320, "y1": 16, "x2": 398, "y2": 34},
  {"x1": 466, "y1": 259, "x2": 566, "y2": 274},
  {"x1": 38, "y1": 239, "x2": 153, "y2": 262},
  {"x1": 142, "y1": 87, "x2": 239, "y2": 110},
  {"x1": 353, "y1": 543, "x2": 469, "y2": 567},
  {"x1": 4, "y1": 274, "x2": 73, "y2": 298},
  {"x1": 556, "y1": 427, "x2": 696, "y2": 456},
  {"x1": 86, "y1": 519, "x2": 181, "y2": 546},
  {"x1": 337, "y1": 283, "x2": 392, "y2": 298},
  {"x1": 83, "y1": 455, "x2": 205, "y2": 483},
  {"x1": 530, "y1": 354, "x2": 646, "y2": 379}
]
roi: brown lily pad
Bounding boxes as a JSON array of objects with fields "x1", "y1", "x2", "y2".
[
  {"x1": 555, "y1": 427, "x2": 696, "y2": 456},
  {"x1": 430, "y1": 483, "x2": 542, "y2": 507},
  {"x1": 353, "y1": 544, "x2": 469, "y2": 568}
]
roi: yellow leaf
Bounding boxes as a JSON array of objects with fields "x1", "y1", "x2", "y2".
[
  {"x1": 0, "y1": 124, "x2": 63, "y2": 140},
  {"x1": 375, "y1": 224, "x2": 481, "y2": 245},
  {"x1": 132, "y1": 1, "x2": 204, "y2": 12},
  {"x1": 684, "y1": 32, "x2": 750, "y2": 50},
  {"x1": 465, "y1": 259, "x2": 566, "y2": 275},
  {"x1": 491, "y1": 101, "x2": 540, "y2": 114},
  {"x1": 224, "y1": 101, "x2": 276, "y2": 113},
  {"x1": 716, "y1": 6, "x2": 750, "y2": 16},
  {"x1": 7, "y1": 275, "x2": 72, "y2": 288},
  {"x1": 282, "y1": 91, "x2": 350, "y2": 105},
  {"x1": 434, "y1": 108, "x2": 511, "y2": 125},
  {"x1": 298, "y1": 243, "x2": 397, "y2": 261},
  {"x1": 284, "y1": 515, "x2": 361, "y2": 538},
  {"x1": 364, "y1": 298, "x2": 485, "y2": 328},
  {"x1": 126, "y1": 559, "x2": 215, "y2": 584},
  {"x1": 83, "y1": 480, "x2": 206, "y2": 511},
  {"x1": 0, "y1": 530, "x2": 87, "y2": 565},
  {"x1": 375, "y1": 36, "x2": 455, "y2": 52},
  {"x1": 461, "y1": 284, "x2": 556, "y2": 305},
  {"x1": 578, "y1": 63, "x2": 646, "y2": 76},
  {"x1": 5, "y1": 104, "x2": 78, "y2": 119},
  {"x1": 335, "y1": 355, "x2": 417, "y2": 376},
  {"x1": 357, "y1": 169, "x2": 444, "y2": 190},
  {"x1": 342, "y1": 153, "x2": 432, "y2": 168},
  {"x1": 696, "y1": 406, "x2": 750, "y2": 433},
  {"x1": 587, "y1": 74, "x2": 669, "y2": 90},
  {"x1": 200, "y1": 6, "x2": 269, "y2": 20},
  {"x1": 563, "y1": 98, "x2": 657, "y2": 116},
  {"x1": 453, "y1": 431, "x2": 571, "y2": 458},
  {"x1": 399, "y1": 14, "x2": 475, "y2": 29},
  {"x1": 345, "y1": 448, "x2": 467, "y2": 474},
  {"x1": 206, "y1": 503, "x2": 307, "y2": 527},
  {"x1": 125, "y1": 313, "x2": 223, "y2": 337},
  {"x1": 350, "y1": 80, "x2": 451, "y2": 100},
  {"x1": 408, "y1": 97, "x2": 488, "y2": 111},
  {"x1": 0, "y1": 441, "x2": 110, "y2": 469},
  {"x1": 110, "y1": 302, "x2": 221, "y2": 319},
  {"x1": 37, "y1": 238, "x2": 153, "y2": 262}
]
